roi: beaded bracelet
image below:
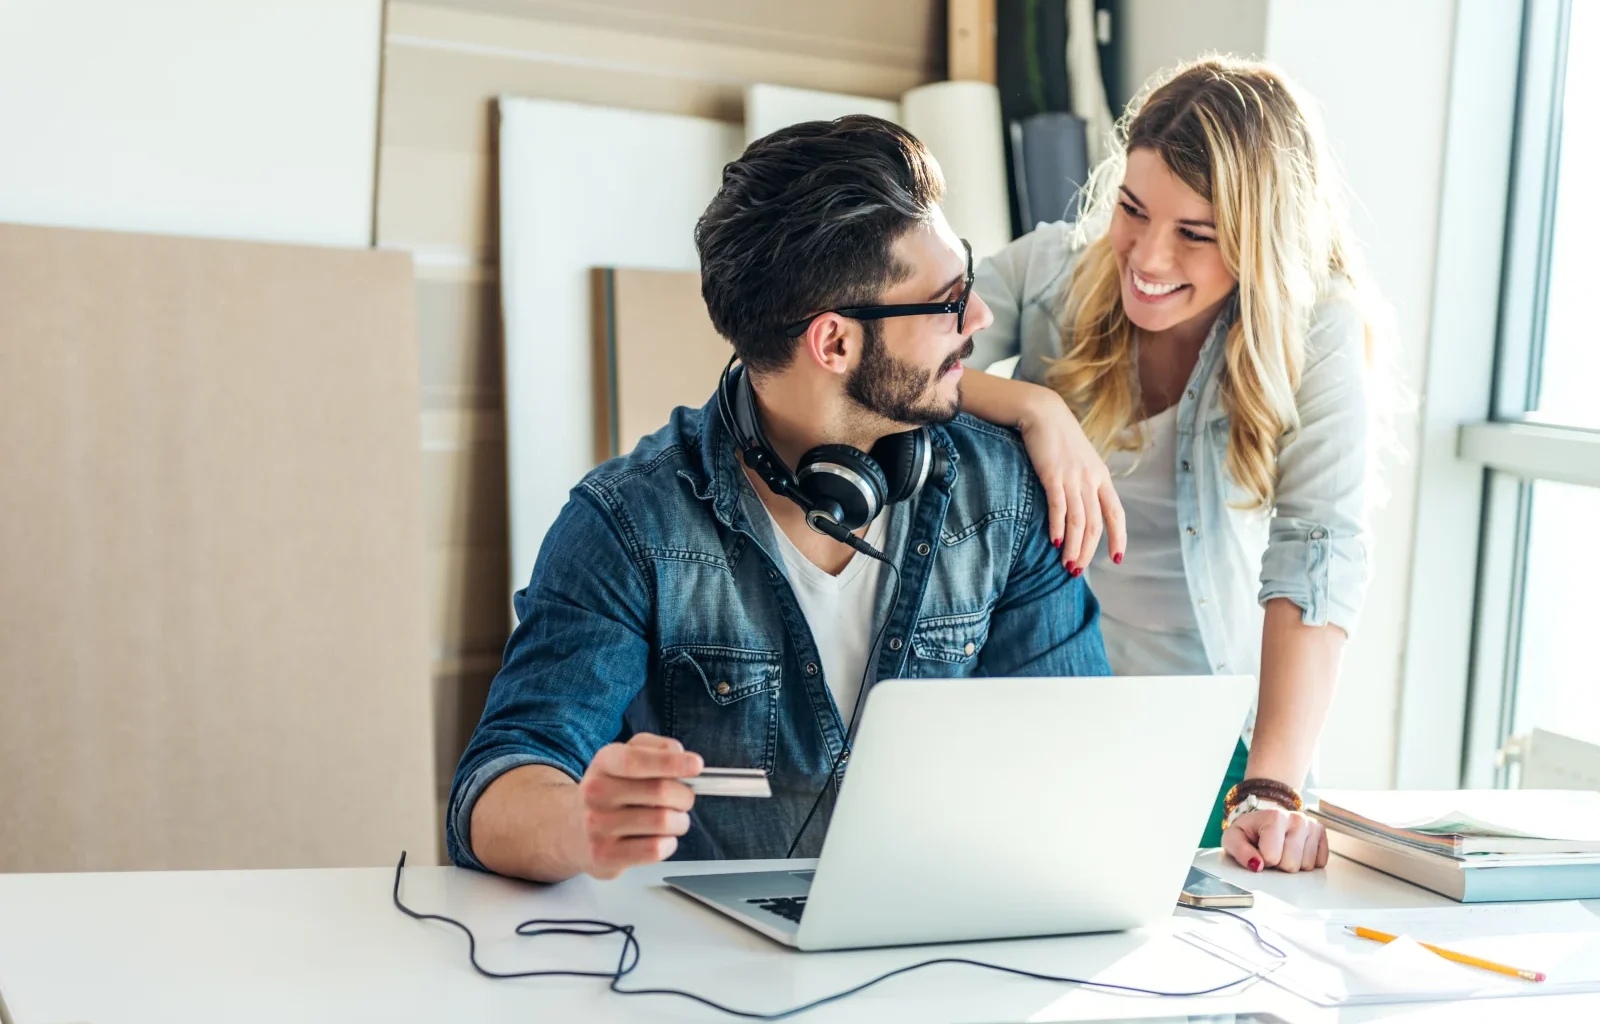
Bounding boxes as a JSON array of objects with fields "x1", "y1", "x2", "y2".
[
  {"x1": 1219, "y1": 778, "x2": 1303, "y2": 833},
  {"x1": 1224, "y1": 777, "x2": 1303, "y2": 815}
]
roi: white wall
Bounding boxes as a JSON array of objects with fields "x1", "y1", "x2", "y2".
[
  {"x1": 1117, "y1": 0, "x2": 1269, "y2": 106},
  {"x1": 0, "y1": 0, "x2": 382, "y2": 247},
  {"x1": 1264, "y1": 0, "x2": 1458, "y2": 789}
]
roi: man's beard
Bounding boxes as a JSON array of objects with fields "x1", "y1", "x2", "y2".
[{"x1": 844, "y1": 323, "x2": 971, "y2": 427}]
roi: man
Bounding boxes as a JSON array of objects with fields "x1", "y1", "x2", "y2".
[{"x1": 448, "y1": 116, "x2": 1109, "y2": 883}]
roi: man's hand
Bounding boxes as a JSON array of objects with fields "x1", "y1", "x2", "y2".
[
  {"x1": 577, "y1": 734, "x2": 702, "y2": 879},
  {"x1": 1222, "y1": 806, "x2": 1329, "y2": 874}
]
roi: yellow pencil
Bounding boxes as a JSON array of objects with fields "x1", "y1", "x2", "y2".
[{"x1": 1346, "y1": 925, "x2": 1546, "y2": 982}]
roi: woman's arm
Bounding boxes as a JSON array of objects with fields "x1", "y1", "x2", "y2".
[
  {"x1": 1222, "y1": 293, "x2": 1373, "y2": 874},
  {"x1": 1220, "y1": 600, "x2": 1344, "y2": 873},
  {"x1": 962, "y1": 369, "x2": 1126, "y2": 570}
]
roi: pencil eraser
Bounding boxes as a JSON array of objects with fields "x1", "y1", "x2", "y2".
[{"x1": 1533, "y1": 972, "x2": 1546, "y2": 983}]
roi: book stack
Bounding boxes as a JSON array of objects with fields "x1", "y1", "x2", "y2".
[{"x1": 1311, "y1": 789, "x2": 1600, "y2": 902}]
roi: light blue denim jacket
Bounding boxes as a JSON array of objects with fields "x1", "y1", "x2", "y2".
[
  {"x1": 447, "y1": 389, "x2": 1109, "y2": 869},
  {"x1": 969, "y1": 221, "x2": 1373, "y2": 700}
]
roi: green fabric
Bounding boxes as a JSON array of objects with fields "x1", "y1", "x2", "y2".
[{"x1": 1199, "y1": 738, "x2": 1251, "y2": 848}]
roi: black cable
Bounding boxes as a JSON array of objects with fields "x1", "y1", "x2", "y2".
[
  {"x1": 393, "y1": 852, "x2": 1286, "y2": 1021},
  {"x1": 1180, "y1": 903, "x2": 1289, "y2": 960},
  {"x1": 783, "y1": 528, "x2": 900, "y2": 860}
]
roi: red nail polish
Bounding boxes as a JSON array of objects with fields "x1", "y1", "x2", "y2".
[
  {"x1": 1070, "y1": 567, "x2": 1083, "y2": 578},
  {"x1": 1112, "y1": 552, "x2": 1123, "y2": 565},
  {"x1": 1052, "y1": 537, "x2": 1062, "y2": 549},
  {"x1": 1249, "y1": 857, "x2": 1263, "y2": 872},
  {"x1": 1065, "y1": 561, "x2": 1077, "y2": 574}
]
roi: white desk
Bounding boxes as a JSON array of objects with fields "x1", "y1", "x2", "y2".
[{"x1": 2, "y1": 851, "x2": 1597, "y2": 1024}]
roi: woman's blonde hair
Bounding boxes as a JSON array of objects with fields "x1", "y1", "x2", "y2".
[{"x1": 1048, "y1": 55, "x2": 1392, "y2": 509}]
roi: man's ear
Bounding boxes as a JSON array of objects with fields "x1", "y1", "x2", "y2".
[{"x1": 801, "y1": 314, "x2": 858, "y2": 377}]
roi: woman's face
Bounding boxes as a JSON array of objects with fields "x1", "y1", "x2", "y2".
[{"x1": 1108, "y1": 147, "x2": 1237, "y2": 334}]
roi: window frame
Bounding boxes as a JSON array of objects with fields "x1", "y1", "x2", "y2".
[{"x1": 1400, "y1": 0, "x2": 1600, "y2": 789}]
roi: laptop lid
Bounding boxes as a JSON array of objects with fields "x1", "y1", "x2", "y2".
[{"x1": 795, "y1": 674, "x2": 1255, "y2": 950}]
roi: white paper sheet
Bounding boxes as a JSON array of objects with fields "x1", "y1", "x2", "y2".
[{"x1": 1182, "y1": 894, "x2": 1600, "y2": 1005}]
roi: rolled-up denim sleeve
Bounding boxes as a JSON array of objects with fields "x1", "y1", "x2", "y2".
[
  {"x1": 1258, "y1": 295, "x2": 1373, "y2": 636},
  {"x1": 445, "y1": 487, "x2": 651, "y2": 871}
]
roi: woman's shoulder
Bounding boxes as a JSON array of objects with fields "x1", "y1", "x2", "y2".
[{"x1": 1303, "y1": 279, "x2": 1368, "y2": 368}]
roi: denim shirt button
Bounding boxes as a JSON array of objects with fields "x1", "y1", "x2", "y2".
[
  {"x1": 916, "y1": 542, "x2": 932, "y2": 556},
  {"x1": 766, "y1": 569, "x2": 778, "y2": 579},
  {"x1": 1311, "y1": 527, "x2": 1327, "y2": 540},
  {"x1": 1186, "y1": 526, "x2": 1198, "y2": 537},
  {"x1": 1186, "y1": 389, "x2": 1196, "y2": 400},
  {"x1": 715, "y1": 681, "x2": 731, "y2": 696},
  {"x1": 1181, "y1": 460, "x2": 1191, "y2": 472},
  {"x1": 963, "y1": 641, "x2": 976, "y2": 656},
  {"x1": 805, "y1": 662, "x2": 819, "y2": 675},
  {"x1": 888, "y1": 637, "x2": 903, "y2": 651}
]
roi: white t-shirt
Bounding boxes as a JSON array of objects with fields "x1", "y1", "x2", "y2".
[
  {"x1": 764, "y1": 506, "x2": 891, "y2": 728},
  {"x1": 1089, "y1": 405, "x2": 1211, "y2": 675}
]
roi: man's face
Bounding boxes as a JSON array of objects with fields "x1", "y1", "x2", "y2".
[{"x1": 845, "y1": 215, "x2": 994, "y2": 427}]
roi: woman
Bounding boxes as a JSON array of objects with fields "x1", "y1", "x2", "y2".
[{"x1": 964, "y1": 57, "x2": 1393, "y2": 873}]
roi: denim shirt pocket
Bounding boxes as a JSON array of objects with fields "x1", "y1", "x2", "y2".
[
  {"x1": 661, "y1": 645, "x2": 782, "y2": 772},
  {"x1": 909, "y1": 606, "x2": 992, "y2": 676}
]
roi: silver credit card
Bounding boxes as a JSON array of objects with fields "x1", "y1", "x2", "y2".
[{"x1": 683, "y1": 767, "x2": 771, "y2": 798}]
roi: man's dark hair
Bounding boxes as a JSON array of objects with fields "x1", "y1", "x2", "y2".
[{"x1": 695, "y1": 115, "x2": 945, "y2": 374}]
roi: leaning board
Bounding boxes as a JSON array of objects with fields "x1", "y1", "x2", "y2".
[
  {"x1": 498, "y1": 97, "x2": 742, "y2": 593},
  {"x1": 744, "y1": 83, "x2": 901, "y2": 144},
  {"x1": 592, "y1": 267, "x2": 730, "y2": 459},
  {"x1": 0, "y1": 222, "x2": 436, "y2": 871}
]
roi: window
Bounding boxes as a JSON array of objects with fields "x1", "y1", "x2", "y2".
[
  {"x1": 1457, "y1": 0, "x2": 1600, "y2": 786},
  {"x1": 1528, "y1": 0, "x2": 1596, "y2": 429}
]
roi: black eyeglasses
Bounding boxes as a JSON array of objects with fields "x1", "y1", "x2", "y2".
[{"x1": 783, "y1": 238, "x2": 974, "y2": 339}]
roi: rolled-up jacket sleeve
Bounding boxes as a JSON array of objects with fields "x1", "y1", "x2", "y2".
[
  {"x1": 445, "y1": 487, "x2": 652, "y2": 871},
  {"x1": 1258, "y1": 294, "x2": 1373, "y2": 636}
]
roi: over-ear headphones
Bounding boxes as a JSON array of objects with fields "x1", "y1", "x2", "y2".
[{"x1": 716, "y1": 356, "x2": 946, "y2": 541}]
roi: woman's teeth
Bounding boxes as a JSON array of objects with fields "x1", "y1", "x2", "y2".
[{"x1": 1131, "y1": 271, "x2": 1185, "y2": 297}]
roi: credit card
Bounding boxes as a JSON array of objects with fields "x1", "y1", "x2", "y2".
[{"x1": 682, "y1": 767, "x2": 771, "y2": 798}]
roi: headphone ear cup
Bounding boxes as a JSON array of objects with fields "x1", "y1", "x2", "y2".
[
  {"x1": 868, "y1": 430, "x2": 926, "y2": 505},
  {"x1": 796, "y1": 445, "x2": 888, "y2": 532}
]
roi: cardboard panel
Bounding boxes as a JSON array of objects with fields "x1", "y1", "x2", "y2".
[
  {"x1": 593, "y1": 269, "x2": 731, "y2": 458},
  {"x1": 0, "y1": 223, "x2": 436, "y2": 872}
]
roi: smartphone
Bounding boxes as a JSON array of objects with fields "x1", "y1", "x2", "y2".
[{"x1": 1178, "y1": 866, "x2": 1255, "y2": 908}]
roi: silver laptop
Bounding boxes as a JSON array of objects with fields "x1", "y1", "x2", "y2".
[{"x1": 666, "y1": 674, "x2": 1254, "y2": 951}]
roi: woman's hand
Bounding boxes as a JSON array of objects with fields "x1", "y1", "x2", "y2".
[
  {"x1": 1223, "y1": 806, "x2": 1329, "y2": 874},
  {"x1": 1015, "y1": 391, "x2": 1126, "y2": 573}
]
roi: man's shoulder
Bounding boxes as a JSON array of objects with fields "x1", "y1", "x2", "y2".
[
  {"x1": 938, "y1": 413, "x2": 1041, "y2": 522},
  {"x1": 577, "y1": 402, "x2": 709, "y2": 507},
  {"x1": 942, "y1": 412, "x2": 1030, "y2": 465}
]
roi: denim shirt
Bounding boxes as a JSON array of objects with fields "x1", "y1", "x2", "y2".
[
  {"x1": 447, "y1": 390, "x2": 1110, "y2": 870},
  {"x1": 969, "y1": 222, "x2": 1373, "y2": 715}
]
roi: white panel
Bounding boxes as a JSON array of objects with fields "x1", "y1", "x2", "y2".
[
  {"x1": 901, "y1": 81, "x2": 1012, "y2": 260},
  {"x1": 498, "y1": 97, "x2": 742, "y2": 593},
  {"x1": 0, "y1": 0, "x2": 381, "y2": 246},
  {"x1": 744, "y1": 84, "x2": 900, "y2": 144}
]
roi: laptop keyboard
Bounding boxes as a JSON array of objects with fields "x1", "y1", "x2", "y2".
[{"x1": 746, "y1": 895, "x2": 807, "y2": 923}]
